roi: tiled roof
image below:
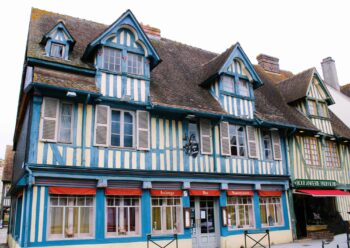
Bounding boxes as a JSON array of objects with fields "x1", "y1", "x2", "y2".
[
  {"x1": 33, "y1": 67, "x2": 98, "y2": 93},
  {"x1": 329, "y1": 110, "x2": 350, "y2": 139},
  {"x1": 2, "y1": 145, "x2": 14, "y2": 182},
  {"x1": 277, "y1": 68, "x2": 315, "y2": 103},
  {"x1": 341, "y1": 83, "x2": 350, "y2": 97}
]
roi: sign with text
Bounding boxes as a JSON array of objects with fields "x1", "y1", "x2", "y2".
[{"x1": 293, "y1": 179, "x2": 338, "y2": 189}]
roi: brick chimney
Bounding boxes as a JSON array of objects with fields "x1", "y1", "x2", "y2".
[
  {"x1": 321, "y1": 57, "x2": 340, "y2": 91},
  {"x1": 141, "y1": 23, "x2": 161, "y2": 40},
  {"x1": 257, "y1": 54, "x2": 280, "y2": 73}
]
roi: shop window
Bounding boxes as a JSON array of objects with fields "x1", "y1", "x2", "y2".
[
  {"x1": 229, "y1": 125, "x2": 247, "y2": 157},
  {"x1": 259, "y1": 197, "x2": 283, "y2": 227},
  {"x1": 227, "y1": 196, "x2": 255, "y2": 229},
  {"x1": 262, "y1": 130, "x2": 273, "y2": 160},
  {"x1": 102, "y1": 47, "x2": 122, "y2": 73},
  {"x1": 303, "y1": 137, "x2": 320, "y2": 166},
  {"x1": 324, "y1": 141, "x2": 340, "y2": 168},
  {"x1": 110, "y1": 110, "x2": 134, "y2": 148},
  {"x1": 151, "y1": 197, "x2": 183, "y2": 235},
  {"x1": 48, "y1": 195, "x2": 94, "y2": 240},
  {"x1": 127, "y1": 53, "x2": 143, "y2": 75},
  {"x1": 106, "y1": 196, "x2": 140, "y2": 236}
]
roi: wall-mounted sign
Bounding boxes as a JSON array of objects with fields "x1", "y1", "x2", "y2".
[{"x1": 293, "y1": 179, "x2": 338, "y2": 189}]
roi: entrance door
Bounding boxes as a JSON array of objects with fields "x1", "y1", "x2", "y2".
[{"x1": 191, "y1": 197, "x2": 219, "y2": 248}]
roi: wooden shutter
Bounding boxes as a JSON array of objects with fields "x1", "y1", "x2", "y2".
[
  {"x1": 220, "y1": 122, "x2": 231, "y2": 156},
  {"x1": 136, "y1": 110, "x2": 150, "y2": 150},
  {"x1": 246, "y1": 126, "x2": 258, "y2": 158},
  {"x1": 94, "y1": 105, "x2": 110, "y2": 147},
  {"x1": 200, "y1": 119, "x2": 212, "y2": 154},
  {"x1": 272, "y1": 130, "x2": 282, "y2": 160},
  {"x1": 40, "y1": 97, "x2": 59, "y2": 142}
]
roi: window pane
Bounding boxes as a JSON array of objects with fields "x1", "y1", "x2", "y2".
[
  {"x1": 238, "y1": 80, "x2": 250, "y2": 96},
  {"x1": 103, "y1": 48, "x2": 121, "y2": 72},
  {"x1": 222, "y1": 76, "x2": 235, "y2": 93},
  {"x1": 107, "y1": 207, "x2": 116, "y2": 233},
  {"x1": 152, "y1": 207, "x2": 161, "y2": 231},
  {"x1": 50, "y1": 207, "x2": 63, "y2": 234},
  {"x1": 80, "y1": 207, "x2": 91, "y2": 234},
  {"x1": 50, "y1": 44, "x2": 64, "y2": 58},
  {"x1": 188, "y1": 122, "x2": 199, "y2": 142},
  {"x1": 59, "y1": 103, "x2": 73, "y2": 143},
  {"x1": 127, "y1": 53, "x2": 143, "y2": 75}
]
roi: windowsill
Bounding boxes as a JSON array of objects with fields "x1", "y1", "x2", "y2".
[
  {"x1": 306, "y1": 164, "x2": 323, "y2": 169},
  {"x1": 309, "y1": 115, "x2": 330, "y2": 120},
  {"x1": 228, "y1": 226, "x2": 255, "y2": 231},
  {"x1": 43, "y1": 55, "x2": 70, "y2": 61},
  {"x1": 325, "y1": 166, "x2": 342, "y2": 170},
  {"x1": 220, "y1": 90, "x2": 253, "y2": 100},
  {"x1": 97, "y1": 69, "x2": 149, "y2": 81},
  {"x1": 47, "y1": 235, "x2": 94, "y2": 241},
  {"x1": 261, "y1": 224, "x2": 284, "y2": 228},
  {"x1": 151, "y1": 232, "x2": 184, "y2": 237},
  {"x1": 106, "y1": 234, "x2": 141, "y2": 238}
]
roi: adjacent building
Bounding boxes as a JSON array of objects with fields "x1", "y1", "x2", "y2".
[{"x1": 7, "y1": 8, "x2": 350, "y2": 248}]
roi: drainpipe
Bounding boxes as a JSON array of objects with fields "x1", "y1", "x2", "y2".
[
  {"x1": 81, "y1": 94, "x2": 90, "y2": 166},
  {"x1": 23, "y1": 165, "x2": 34, "y2": 248}
]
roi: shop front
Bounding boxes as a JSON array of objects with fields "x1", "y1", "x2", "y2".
[{"x1": 292, "y1": 179, "x2": 350, "y2": 239}]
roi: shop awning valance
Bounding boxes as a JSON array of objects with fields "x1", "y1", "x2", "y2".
[
  {"x1": 150, "y1": 189, "x2": 183, "y2": 197},
  {"x1": 258, "y1": 191, "x2": 282, "y2": 197},
  {"x1": 296, "y1": 189, "x2": 350, "y2": 197},
  {"x1": 105, "y1": 188, "x2": 142, "y2": 196},
  {"x1": 227, "y1": 190, "x2": 254, "y2": 196},
  {"x1": 189, "y1": 190, "x2": 221, "y2": 196},
  {"x1": 49, "y1": 187, "x2": 96, "y2": 195}
]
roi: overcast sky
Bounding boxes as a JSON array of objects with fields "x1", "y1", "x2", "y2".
[{"x1": 0, "y1": 0, "x2": 349, "y2": 158}]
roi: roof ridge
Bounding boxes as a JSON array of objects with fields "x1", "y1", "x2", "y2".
[{"x1": 200, "y1": 43, "x2": 238, "y2": 67}]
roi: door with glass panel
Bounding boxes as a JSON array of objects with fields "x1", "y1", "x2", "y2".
[{"x1": 191, "y1": 197, "x2": 219, "y2": 248}]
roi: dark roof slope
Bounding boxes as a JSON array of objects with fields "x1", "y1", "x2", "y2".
[
  {"x1": 277, "y1": 68, "x2": 315, "y2": 103},
  {"x1": 341, "y1": 83, "x2": 350, "y2": 97},
  {"x1": 329, "y1": 110, "x2": 350, "y2": 139},
  {"x1": 2, "y1": 145, "x2": 14, "y2": 182}
]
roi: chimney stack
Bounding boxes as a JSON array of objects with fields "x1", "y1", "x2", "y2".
[
  {"x1": 321, "y1": 57, "x2": 340, "y2": 91},
  {"x1": 257, "y1": 54, "x2": 280, "y2": 73},
  {"x1": 141, "y1": 23, "x2": 161, "y2": 40}
]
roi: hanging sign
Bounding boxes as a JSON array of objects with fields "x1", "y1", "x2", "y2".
[{"x1": 293, "y1": 179, "x2": 337, "y2": 189}]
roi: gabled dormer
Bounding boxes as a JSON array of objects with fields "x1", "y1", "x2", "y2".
[
  {"x1": 41, "y1": 21, "x2": 75, "y2": 60},
  {"x1": 201, "y1": 43, "x2": 263, "y2": 119},
  {"x1": 278, "y1": 68, "x2": 335, "y2": 135},
  {"x1": 82, "y1": 10, "x2": 160, "y2": 104}
]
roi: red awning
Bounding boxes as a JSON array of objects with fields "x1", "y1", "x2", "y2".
[
  {"x1": 105, "y1": 188, "x2": 142, "y2": 196},
  {"x1": 258, "y1": 191, "x2": 282, "y2": 197},
  {"x1": 49, "y1": 187, "x2": 96, "y2": 195},
  {"x1": 189, "y1": 190, "x2": 221, "y2": 196},
  {"x1": 296, "y1": 189, "x2": 350, "y2": 197},
  {"x1": 227, "y1": 190, "x2": 254, "y2": 196},
  {"x1": 150, "y1": 190, "x2": 183, "y2": 197}
]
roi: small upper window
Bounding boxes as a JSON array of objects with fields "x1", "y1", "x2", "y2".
[
  {"x1": 229, "y1": 125, "x2": 247, "y2": 157},
  {"x1": 103, "y1": 47, "x2": 122, "y2": 73},
  {"x1": 237, "y1": 80, "x2": 250, "y2": 97},
  {"x1": 50, "y1": 43, "x2": 65, "y2": 58},
  {"x1": 262, "y1": 130, "x2": 273, "y2": 160},
  {"x1": 127, "y1": 53, "x2": 143, "y2": 75},
  {"x1": 110, "y1": 110, "x2": 134, "y2": 148},
  {"x1": 188, "y1": 122, "x2": 199, "y2": 143},
  {"x1": 222, "y1": 76, "x2": 235, "y2": 93}
]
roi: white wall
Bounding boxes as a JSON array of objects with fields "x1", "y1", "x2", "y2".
[{"x1": 327, "y1": 85, "x2": 350, "y2": 128}]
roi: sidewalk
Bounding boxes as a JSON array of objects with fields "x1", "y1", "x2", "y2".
[
  {"x1": 272, "y1": 234, "x2": 349, "y2": 248},
  {"x1": 0, "y1": 228, "x2": 7, "y2": 248}
]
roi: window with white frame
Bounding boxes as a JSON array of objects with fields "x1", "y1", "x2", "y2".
[
  {"x1": 48, "y1": 195, "x2": 94, "y2": 239},
  {"x1": 259, "y1": 197, "x2": 283, "y2": 227},
  {"x1": 151, "y1": 197, "x2": 183, "y2": 234},
  {"x1": 229, "y1": 125, "x2": 247, "y2": 157},
  {"x1": 262, "y1": 130, "x2": 273, "y2": 160},
  {"x1": 227, "y1": 196, "x2": 255, "y2": 229},
  {"x1": 325, "y1": 141, "x2": 340, "y2": 167},
  {"x1": 127, "y1": 53, "x2": 143, "y2": 75},
  {"x1": 50, "y1": 43, "x2": 65, "y2": 58},
  {"x1": 102, "y1": 47, "x2": 122, "y2": 73},
  {"x1": 110, "y1": 110, "x2": 134, "y2": 148},
  {"x1": 222, "y1": 76, "x2": 235, "y2": 93},
  {"x1": 106, "y1": 196, "x2": 140, "y2": 236},
  {"x1": 303, "y1": 137, "x2": 320, "y2": 166},
  {"x1": 237, "y1": 80, "x2": 250, "y2": 97}
]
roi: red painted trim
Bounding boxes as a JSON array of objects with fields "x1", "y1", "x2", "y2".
[
  {"x1": 49, "y1": 187, "x2": 96, "y2": 195},
  {"x1": 150, "y1": 190, "x2": 183, "y2": 197},
  {"x1": 258, "y1": 191, "x2": 282, "y2": 197},
  {"x1": 296, "y1": 189, "x2": 350, "y2": 197},
  {"x1": 227, "y1": 190, "x2": 254, "y2": 196},
  {"x1": 189, "y1": 190, "x2": 221, "y2": 196},
  {"x1": 105, "y1": 188, "x2": 142, "y2": 196}
]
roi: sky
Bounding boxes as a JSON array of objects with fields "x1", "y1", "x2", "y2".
[{"x1": 0, "y1": 0, "x2": 349, "y2": 158}]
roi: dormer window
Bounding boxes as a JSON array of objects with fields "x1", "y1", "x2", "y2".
[
  {"x1": 308, "y1": 99, "x2": 328, "y2": 118},
  {"x1": 127, "y1": 53, "x2": 143, "y2": 75},
  {"x1": 222, "y1": 76, "x2": 235, "y2": 93},
  {"x1": 50, "y1": 43, "x2": 65, "y2": 58},
  {"x1": 102, "y1": 47, "x2": 122, "y2": 73},
  {"x1": 237, "y1": 80, "x2": 250, "y2": 97}
]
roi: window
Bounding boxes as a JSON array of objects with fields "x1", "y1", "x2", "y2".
[
  {"x1": 222, "y1": 76, "x2": 235, "y2": 93},
  {"x1": 48, "y1": 195, "x2": 94, "y2": 239},
  {"x1": 303, "y1": 137, "x2": 320, "y2": 166},
  {"x1": 229, "y1": 125, "x2": 247, "y2": 157},
  {"x1": 188, "y1": 122, "x2": 199, "y2": 143},
  {"x1": 262, "y1": 130, "x2": 273, "y2": 160},
  {"x1": 325, "y1": 141, "x2": 340, "y2": 167},
  {"x1": 103, "y1": 47, "x2": 122, "y2": 72},
  {"x1": 50, "y1": 43, "x2": 65, "y2": 58},
  {"x1": 106, "y1": 196, "x2": 140, "y2": 236},
  {"x1": 58, "y1": 103, "x2": 73, "y2": 143},
  {"x1": 308, "y1": 100, "x2": 328, "y2": 118},
  {"x1": 151, "y1": 197, "x2": 183, "y2": 234},
  {"x1": 308, "y1": 100, "x2": 317, "y2": 115},
  {"x1": 127, "y1": 53, "x2": 143, "y2": 75},
  {"x1": 318, "y1": 102, "x2": 328, "y2": 117},
  {"x1": 259, "y1": 197, "x2": 283, "y2": 227},
  {"x1": 227, "y1": 196, "x2": 254, "y2": 229},
  {"x1": 237, "y1": 80, "x2": 250, "y2": 97},
  {"x1": 110, "y1": 110, "x2": 134, "y2": 148}
]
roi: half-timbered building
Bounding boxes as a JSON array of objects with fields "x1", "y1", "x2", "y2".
[{"x1": 8, "y1": 8, "x2": 350, "y2": 248}]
